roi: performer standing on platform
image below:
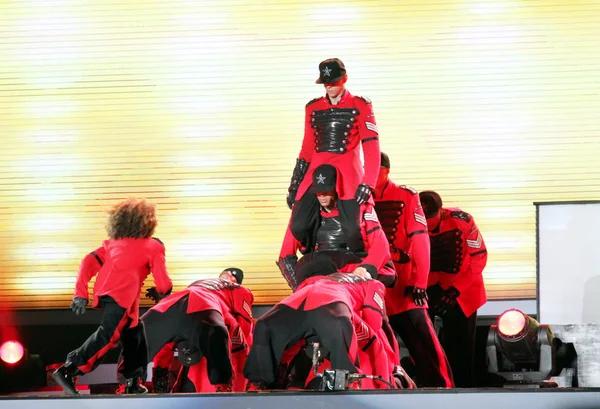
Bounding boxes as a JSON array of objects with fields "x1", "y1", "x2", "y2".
[
  {"x1": 278, "y1": 164, "x2": 395, "y2": 290},
  {"x1": 283, "y1": 58, "x2": 381, "y2": 261},
  {"x1": 141, "y1": 268, "x2": 253, "y2": 393},
  {"x1": 373, "y1": 153, "x2": 453, "y2": 388},
  {"x1": 419, "y1": 191, "x2": 488, "y2": 388},
  {"x1": 53, "y1": 198, "x2": 173, "y2": 395}
]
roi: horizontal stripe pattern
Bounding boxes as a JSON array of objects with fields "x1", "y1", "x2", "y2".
[{"x1": 1, "y1": 0, "x2": 599, "y2": 308}]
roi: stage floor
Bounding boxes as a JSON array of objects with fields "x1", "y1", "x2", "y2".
[{"x1": 1, "y1": 388, "x2": 600, "y2": 409}]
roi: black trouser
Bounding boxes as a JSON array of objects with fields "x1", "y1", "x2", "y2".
[
  {"x1": 139, "y1": 297, "x2": 232, "y2": 385},
  {"x1": 174, "y1": 367, "x2": 196, "y2": 393},
  {"x1": 244, "y1": 302, "x2": 357, "y2": 386},
  {"x1": 428, "y1": 304, "x2": 477, "y2": 388},
  {"x1": 389, "y1": 309, "x2": 454, "y2": 387},
  {"x1": 291, "y1": 191, "x2": 365, "y2": 255},
  {"x1": 65, "y1": 296, "x2": 141, "y2": 378}
]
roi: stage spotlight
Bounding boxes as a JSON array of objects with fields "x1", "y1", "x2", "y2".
[
  {"x1": 0, "y1": 340, "x2": 25, "y2": 365},
  {"x1": 486, "y1": 309, "x2": 577, "y2": 387},
  {"x1": 0, "y1": 340, "x2": 46, "y2": 393}
]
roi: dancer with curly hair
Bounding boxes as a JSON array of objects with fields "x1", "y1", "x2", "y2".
[{"x1": 53, "y1": 198, "x2": 173, "y2": 395}]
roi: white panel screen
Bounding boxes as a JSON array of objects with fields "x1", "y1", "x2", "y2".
[{"x1": 538, "y1": 202, "x2": 600, "y2": 325}]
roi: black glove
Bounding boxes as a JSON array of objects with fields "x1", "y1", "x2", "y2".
[
  {"x1": 145, "y1": 287, "x2": 171, "y2": 304},
  {"x1": 433, "y1": 286, "x2": 460, "y2": 316},
  {"x1": 287, "y1": 159, "x2": 310, "y2": 209},
  {"x1": 391, "y1": 248, "x2": 411, "y2": 264},
  {"x1": 286, "y1": 191, "x2": 296, "y2": 209},
  {"x1": 354, "y1": 183, "x2": 373, "y2": 205},
  {"x1": 404, "y1": 286, "x2": 428, "y2": 306},
  {"x1": 276, "y1": 255, "x2": 299, "y2": 290},
  {"x1": 71, "y1": 297, "x2": 89, "y2": 315}
]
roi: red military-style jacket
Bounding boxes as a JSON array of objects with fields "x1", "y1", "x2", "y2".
[
  {"x1": 374, "y1": 181, "x2": 431, "y2": 315},
  {"x1": 280, "y1": 204, "x2": 395, "y2": 286},
  {"x1": 152, "y1": 278, "x2": 254, "y2": 322},
  {"x1": 151, "y1": 279, "x2": 254, "y2": 392},
  {"x1": 74, "y1": 237, "x2": 173, "y2": 327},
  {"x1": 277, "y1": 274, "x2": 398, "y2": 389},
  {"x1": 427, "y1": 208, "x2": 488, "y2": 317},
  {"x1": 280, "y1": 273, "x2": 386, "y2": 332},
  {"x1": 294, "y1": 90, "x2": 380, "y2": 201}
]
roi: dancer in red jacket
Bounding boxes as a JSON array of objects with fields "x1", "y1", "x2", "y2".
[
  {"x1": 279, "y1": 163, "x2": 395, "y2": 290},
  {"x1": 374, "y1": 153, "x2": 453, "y2": 388},
  {"x1": 245, "y1": 255, "x2": 398, "y2": 390},
  {"x1": 283, "y1": 58, "x2": 381, "y2": 260},
  {"x1": 53, "y1": 198, "x2": 173, "y2": 395},
  {"x1": 141, "y1": 268, "x2": 253, "y2": 393},
  {"x1": 420, "y1": 190, "x2": 488, "y2": 387}
]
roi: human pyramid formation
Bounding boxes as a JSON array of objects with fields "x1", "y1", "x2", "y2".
[{"x1": 52, "y1": 58, "x2": 488, "y2": 395}]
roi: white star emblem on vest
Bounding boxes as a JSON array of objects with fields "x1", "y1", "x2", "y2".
[{"x1": 316, "y1": 174, "x2": 326, "y2": 184}]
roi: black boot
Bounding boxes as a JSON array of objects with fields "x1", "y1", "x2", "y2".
[
  {"x1": 152, "y1": 367, "x2": 170, "y2": 393},
  {"x1": 52, "y1": 364, "x2": 80, "y2": 396},
  {"x1": 125, "y1": 377, "x2": 148, "y2": 394}
]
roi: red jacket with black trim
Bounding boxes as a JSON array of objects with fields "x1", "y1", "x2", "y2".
[
  {"x1": 279, "y1": 204, "x2": 395, "y2": 287},
  {"x1": 374, "y1": 181, "x2": 431, "y2": 315},
  {"x1": 74, "y1": 237, "x2": 172, "y2": 327},
  {"x1": 427, "y1": 207, "x2": 488, "y2": 317},
  {"x1": 151, "y1": 280, "x2": 254, "y2": 392},
  {"x1": 294, "y1": 90, "x2": 380, "y2": 201},
  {"x1": 280, "y1": 273, "x2": 386, "y2": 332}
]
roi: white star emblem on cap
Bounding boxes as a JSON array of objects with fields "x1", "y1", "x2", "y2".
[
  {"x1": 316, "y1": 174, "x2": 326, "y2": 184},
  {"x1": 323, "y1": 66, "x2": 331, "y2": 77}
]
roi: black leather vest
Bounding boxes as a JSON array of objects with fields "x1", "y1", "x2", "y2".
[
  {"x1": 430, "y1": 229, "x2": 464, "y2": 274},
  {"x1": 310, "y1": 108, "x2": 359, "y2": 154},
  {"x1": 316, "y1": 215, "x2": 349, "y2": 251},
  {"x1": 374, "y1": 200, "x2": 405, "y2": 244}
]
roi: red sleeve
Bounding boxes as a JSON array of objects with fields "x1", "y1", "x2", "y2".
[
  {"x1": 230, "y1": 289, "x2": 254, "y2": 392},
  {"x1": 153, "y1": 342, "x2": 175, "y2": 369},
  {"x1": 381, "y1": 317, "x2": 401, "y2": 366},
  {"x1": 408, "y1": 233, "x2": 430, "y2": 288},
  {"x1": 453, "y1": 217, "x2": 488, "y2": 293},
  {"x1": 405, "y1": 189, "x2": 428, "y2": 236},
  {"x1": 361, "y1": 205, "x2": 393, "y2": 274},
  {"x1": 358, "y1": 98, "x2": 380, "y2": 188},
  {"x1": 298, "y1": 104, "x2": 315, "y2": 162},
  {"x1": 405, "y1": 193, "x2": 430, "y2": 288},
  {"x1": 234, "y1": 288, "x2": 254, "y2": 345},
  {"x1": 279, "y1": 220, "x2": 302, "y2": 258},
  {"x1": 360, "y1": 280, "x2": 386, "y2": 333},
  {"x1": 230, "y1": 321, "x2": 249, "y2": 392},
  {"x1": 74, "y1": 245, "x2": 106, "y2": 299},
  {"x1": 150, "y1": 239, "x2": 173, "y2": 295}
]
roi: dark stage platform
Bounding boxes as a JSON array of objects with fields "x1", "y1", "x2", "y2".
[{"x1": 2, "y1": 388, "x2": 600, "y2": 409}]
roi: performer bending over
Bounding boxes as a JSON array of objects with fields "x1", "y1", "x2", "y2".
[
  {"x1": 139, "y1": 268, "x2": 253, "y2": 393},
  {"x1": 53, "y1": 198, "x2": 173, "y2": 395},
  {"x1": 245, "y1": 255, "x2": 398, "y2": 390}
]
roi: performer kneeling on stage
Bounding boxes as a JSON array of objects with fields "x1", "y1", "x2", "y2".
[
  {"x1": 53, "y1": 198, "x2": 173, "y2": 395},
  {"x1": 278, "y1": 163, "x2": 395, "y2": 290},
  {"x1": 139, "y1": 268, "x2": 254, "y2": 393},
  {"x1": 245, "y1": 255, "x2": 400, "y2": 390}
]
